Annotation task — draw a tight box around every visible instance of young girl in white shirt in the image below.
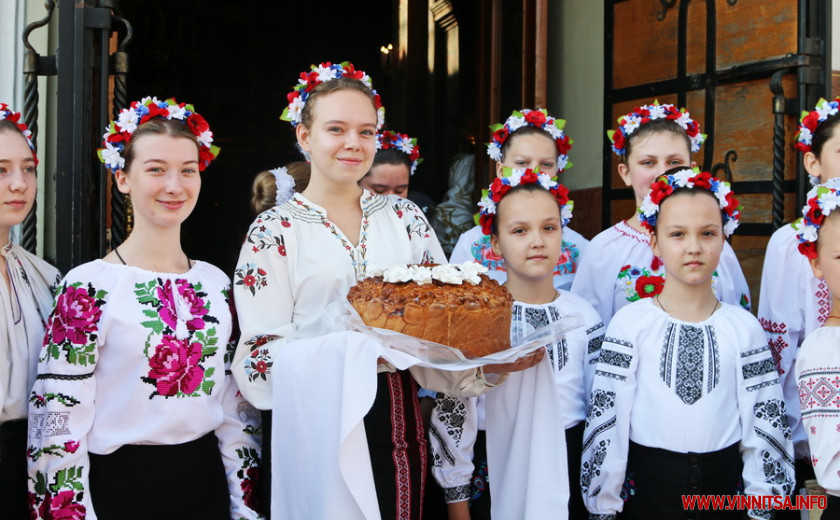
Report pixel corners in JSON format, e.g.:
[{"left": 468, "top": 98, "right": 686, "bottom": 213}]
[
  {"left": 571, "top": 102, "right": 750, "bottom": 324},
  {"left": 430, "top": 167, "right": 604, "bottom": 520},
  {"left": 759, "top": 98, "right": 840, "bottom": 507},
  {"left": 449, "top": 109, "right": 589, "bottom": 291},
  {"left": 0, "top": 104, "right": 60, "bottom": 520},
  {"left": 794, "top": 183, "right": 840, "bottom": 519},
  {"left": 27, "top": 97, "right": 263, "bottom": 520},
  {"left": 583, "top": 167, "right": 794, "bottom": 520},
  {"left": 231, "top": 62, "right": 535, "bottom": 520}
]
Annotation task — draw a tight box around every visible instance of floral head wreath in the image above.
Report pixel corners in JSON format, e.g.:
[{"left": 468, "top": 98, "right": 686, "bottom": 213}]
[
  {"left": 270, "top": 167, "right": 296, "bottom": 206},
  {"left": 792, "top": 178, "right": 840, "bottom": 259},
  {"left": 280, "top": 61, "right": 385, "bottom": 131},
  {"left": 794, "top": 97, "right": 840, "bottom": 185},
  {"left": 607, "top": 100, "right": 706, "bottom": 157},
  {"left": 477, "top": 166, "right": 573, "bottom": 235},
  {"left": 377, "top": 130, "right": 422, "bottom": 175},
  {"left": 639, "top": 167, "right": 741, "bottom": 237},
  {"left": 98, "top": 97, "right": 219, "bottom": 174},
  {"left": 486, "top": 109, "right": 573, "bottom": 173},
  {"left": 0, "top": 103, "right": 38, "bottom": 166}
]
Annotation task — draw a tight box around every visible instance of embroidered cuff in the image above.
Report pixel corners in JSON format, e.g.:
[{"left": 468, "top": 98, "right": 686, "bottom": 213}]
[
  {"left": 588, "top": 514, "right": 616, "bottom": 520},
  {"left": 443, "top": 484, "right": 472, "bottom": 504}
]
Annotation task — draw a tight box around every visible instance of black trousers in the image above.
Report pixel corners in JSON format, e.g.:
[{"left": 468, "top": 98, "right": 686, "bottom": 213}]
[
  {"left": 89, "top": 432, "right": 230, "bottom": 520},
  {"left": 619, "top": 441, "right": 743, "bottom": 520}
]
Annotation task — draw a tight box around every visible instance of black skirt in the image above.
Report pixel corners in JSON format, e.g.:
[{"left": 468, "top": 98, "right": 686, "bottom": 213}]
[
  {"left": 619, "top": 441, "right": 743, "bottom": 520},
  {"left": 0, "top": 419, "right": 29, "bottom": 520},
  {"left": 364, "top": 370, "right": 427, "bottom": 520},
  {"left": 824, "top": 494, "right": 840, "bottom": 520},
  {"left": 88, "top": 432, "right": 230, "bottom": 520}
]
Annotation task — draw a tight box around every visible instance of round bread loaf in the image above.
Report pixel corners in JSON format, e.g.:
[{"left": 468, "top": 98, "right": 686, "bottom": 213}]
[{"left": 347, "top": 264, "right": 512, "bottom": 358}]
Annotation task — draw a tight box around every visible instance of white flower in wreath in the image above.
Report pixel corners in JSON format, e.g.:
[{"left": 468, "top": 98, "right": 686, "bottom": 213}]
[
  {"left": 287, "top": 95, "right": 306, "bottom": 125},
  {"left": 101, "top": 142, "right": 125, "bottom": 170},
  {"left": 648, "top": 104, "right": 667, "bottom": 119},
  {"left": 800, "top": 224, "right": 818, "bottom": 243},
  {"left": 545, "top": 122, "right": 563, "bottom": 139},
  {"left": 623, "top": 114, "right": 642, "bottom": 134},
  {"left": 487, "top": 144, "right": 502, "bottom": 162},
  {"left": 556, "top": 155, "right": 569, "bottom": 172},
  {"left": 640, "top": 197, "right": 657, "bottom": 219},
  {"left": 167, "top": 104, "right": 187, "bottom": 120},
  {"left": 315, "top": 64, "right": 338, "bottom": 82},
  {"left": 537, "top": 174, "right": 553, "bottom": 190},
  {"left": 823, "top": 177, "right": 840, "bottom": 190},
  {"left": 116, "top": 108, "right": 139, "bottom": 133},
  {"left": 690, "top": 133, "right": 705, "bottom": 151},
  {"left": 397, "top": 140, "right": 413, "bottom": 154},
  {"left": 478, "top": 196, "right": 496, "bottom": 215},
  {"left": 138, "top": 96, "right": 161, "bottom": 106},
  {"left": 798, "top": 127, "right": 813, "bottom": 146},
  {"left": 672, "top": 169, "right": 694, "bottom": 188},
  {"left": 359, "top": 73, "right": 373, "bottom": 89},
  {"left": 816, "top": 101, "right": 838, "bottom": 120},
  {"left": 507, "top": 169, "right": 524, "bottom": 187},
  {"left": 723, "top": 218, "right": 740, "bottom": 237},
  {"left": 561, "top": 203, "right": 573, "bottom": 224},
  {"left": 506, "top": 115, "right": 527, "bottom": 133},
  {"left": 197, "top": 130, "right": 214, "bottom": 148},
  {"left": 675, "top": 112, "right": 692, "bottom": 130},
  {"left": 715, "top": 182, "right": 732, "bottom": 209},
  {"left": 818, "top": 191, "right": 840, "bottom": 214}
]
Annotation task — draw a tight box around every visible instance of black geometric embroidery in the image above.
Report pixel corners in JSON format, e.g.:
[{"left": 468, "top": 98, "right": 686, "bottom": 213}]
[
  {"left": 581, "top": 439, "right": 610, "bottom": 497},
  {"left": 583, "top": 416, "right": 616, "bottom": 451},
  {"left": 525, "top": 307, "right": 550, "bottom": 330},
  {"left": 588, "top": 389, "right": 616, "bottom": 419},
  {"left": 753, "top": 399, "right": 791, "bottom": 438},
  {"left": 747, "top": 379, "right": 780, "bottom": 392},
  {"left": 761, "top": 450, "right": 793, "bottom": 497},
  {"left": 443, "top": 484, "right": 471, "bottom": 502},
  {"left": 741, "top": 345, "right": 771, "bottom": 358},
  {"left": 659, "top": 322, "right": 678, "bottom": 386},
  {"left": 603, "top": 336, "right": 633, "bottom": 349},
  {"left": 588, "top": 334, "right": 605, "bottom": 355},
  {"left": 674, "top": 325, "right": 705, "bottom": 404},
  {"left": 434, "top": 395, "right": 467, "bottom": 444},
  {"left": 595, "top": 370, "right": 626, "bottom": 382},
  {"left": 428, "top": 426, "right": 455, "bottom": 466},
  {"left": 754, "top": 427, "right": 794, "bottom": 466},
  {"left": 586, "top": 322, "right": 605, "bottom": 335},
  {"left": 742, "top": 358, "right": 777, "bottom": 380},
  {"left": 598, "top": 349, "right": 631, "bottom": 369},
  {"left": 706, "top": 326, "right": 720, "bottom": 393},
  {"left": 546, "top": 338, "right": 568, "bottom": 372}
]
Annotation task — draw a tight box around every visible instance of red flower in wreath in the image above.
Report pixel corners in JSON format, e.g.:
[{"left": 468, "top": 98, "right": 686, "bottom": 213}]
[
  {"left": 493, "top": 126, "right": 510, "bottom": 144},
  {"left": 524, "top": 110, "right": 547, "bottom": 126},
  {"left": 611, "top": 130, "right": 625, "bottom": 151},
  {"left": 648, "top": 179, "right": 674, "bottom": 205},
  {"left": 635, "top": 275, "right": 665, "bottom": 298},
  {"left": 798, "top": 240, "right": 818, "bottom": 260},
  {"left": 690, "top": 171, "right": 713, "bottom": 189},
  {"left": 805, "top": 197, "right": 825, "bottom": 226}
]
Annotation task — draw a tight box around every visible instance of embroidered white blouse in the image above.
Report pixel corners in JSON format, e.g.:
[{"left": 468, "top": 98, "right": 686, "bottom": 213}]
[
  {"left": 582, "top": 299, "right": 795, "bottom": 520},
  {"left": 795, "top": 326, "right": 840, "bottom": 498},
  {"left": 758, "top": 223, "right": 829, "bottom": 459},
  {"left": 26, "top": 260, "right": 263, "bottom": 520},
  {"left": 429, "top": 290, "right": 605, "bottom": 502},
  {"left": 231, "top": 191, "right": 493, "bottom": 411},
  {"left": 570, "top": 220, "right": 752, "bottom": 325},
  {"left": 0, "top": 242, "right": 60, "bottom": 424},
  {"left": 448, "top": 224, "right": 589, "bottom": 291}
]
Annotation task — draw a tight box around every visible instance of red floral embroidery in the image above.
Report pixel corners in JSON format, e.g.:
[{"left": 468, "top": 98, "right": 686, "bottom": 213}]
[
  {"left": 146, "top": 335, "right": 205, "bottom": 396},
  {"left": 635, "top": 275, "right": 665, "bottom": 298}
]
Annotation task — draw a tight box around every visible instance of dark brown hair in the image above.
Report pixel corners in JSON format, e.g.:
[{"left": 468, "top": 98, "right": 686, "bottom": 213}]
[{"left": 623, "top": 118, "right": 691, "bottom": 160}]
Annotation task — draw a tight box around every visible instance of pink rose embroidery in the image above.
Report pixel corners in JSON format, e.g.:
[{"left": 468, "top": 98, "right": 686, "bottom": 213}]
[
  {"left": 156, "top": 279, "right": 208, "bottom": 332},
  {"left": 147, "top": 335, "right": 205, "bottom": 396},
  {"left": 38, "top": 490, "right": 86, "bottom": 520},
  {"left": 47, "top": 285, "right": 102, "bottom": 346}
]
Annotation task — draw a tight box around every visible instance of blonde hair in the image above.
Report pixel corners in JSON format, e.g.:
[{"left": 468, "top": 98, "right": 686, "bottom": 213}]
[{"left": 250, "top": 161, "right": 311, "bottom": 214}]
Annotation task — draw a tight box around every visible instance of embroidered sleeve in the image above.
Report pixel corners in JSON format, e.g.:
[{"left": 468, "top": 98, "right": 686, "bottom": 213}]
[
  {"left": 231, "top": 213, "right": 297, "bottom": 410},
  {"left": 28, "top": 278, "right": 107, "bottom": 519},
  {"left": 583, "top": 318, "right": 607, "bottom": 402},
  {"left": 393, "top": 198, "right": 447, "bottom": 264},
  {"left": 718, "top": 240, "right": 752, "bottom": 311},
  {"left": 796, "top": 359, "right": 840, "bottom": 496},
  {"left": 736, "top": 323, "right": 795, "bottom": 519},
  {"left": 217, "top": 287, "right": 265, "bottom": 519},
  {"left": 581, "top": 321, "right": 637, "bottom": 517},
  {"left": 428, "top": 394, "right": 480, "bottom": 503}
]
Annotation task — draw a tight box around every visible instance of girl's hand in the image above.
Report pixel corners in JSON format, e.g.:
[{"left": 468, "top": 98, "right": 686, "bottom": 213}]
[{"left": 482, "top": 348, "right": 545, "bottom": 374}]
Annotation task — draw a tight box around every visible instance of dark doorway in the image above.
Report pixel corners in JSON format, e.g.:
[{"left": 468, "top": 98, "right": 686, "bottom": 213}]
[{"left": 118, "top": 0, "right": 391, "bottom": 273}]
